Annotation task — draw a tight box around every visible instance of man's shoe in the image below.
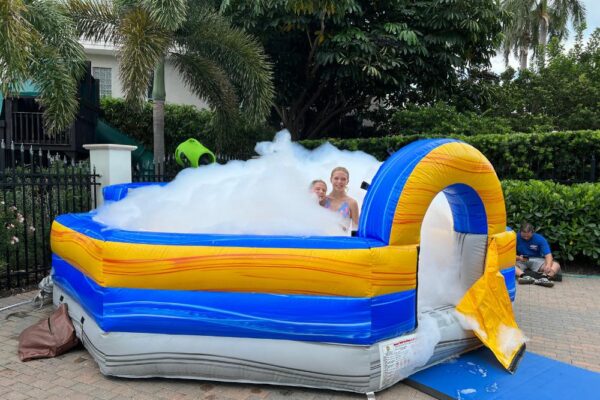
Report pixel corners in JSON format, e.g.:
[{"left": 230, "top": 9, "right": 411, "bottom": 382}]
[
  {"left": 534, "top": 277, "right": 554, "bottom": 288},
  {"left": 549, "top": 273, "right": 562, "bottom": 282},
  {"left": 518, "top": 275, "right": 535, "bottom": 284}
]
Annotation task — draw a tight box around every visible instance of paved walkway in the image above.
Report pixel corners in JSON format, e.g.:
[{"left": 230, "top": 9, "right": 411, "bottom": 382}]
[{"left": 1, "top": 274, "right": 599, "bottom": 400}]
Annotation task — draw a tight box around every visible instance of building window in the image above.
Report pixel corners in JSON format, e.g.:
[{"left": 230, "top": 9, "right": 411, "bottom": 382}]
[{"left": 92, "top": 67, "right": 112, "bottom": 98}]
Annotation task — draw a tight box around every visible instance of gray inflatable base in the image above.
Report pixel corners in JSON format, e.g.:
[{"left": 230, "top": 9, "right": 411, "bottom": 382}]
[{"left": 54, "top": 284, "right": 481, "bottom": 393}]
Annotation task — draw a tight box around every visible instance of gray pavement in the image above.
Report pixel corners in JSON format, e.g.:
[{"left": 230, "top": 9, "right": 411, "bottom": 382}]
[{"left": 1, "top": 274, "right": 599, "bottom": 400}]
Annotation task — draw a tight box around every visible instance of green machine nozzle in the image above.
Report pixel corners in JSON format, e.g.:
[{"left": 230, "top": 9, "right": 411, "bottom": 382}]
[{"left": 175, "top": 138, "right": 216, "bottom": 168}]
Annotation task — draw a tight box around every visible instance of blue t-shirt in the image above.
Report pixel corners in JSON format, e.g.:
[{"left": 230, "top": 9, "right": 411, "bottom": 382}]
[{"left": 517, "top": 233, "right": 551, "bottom": 258}]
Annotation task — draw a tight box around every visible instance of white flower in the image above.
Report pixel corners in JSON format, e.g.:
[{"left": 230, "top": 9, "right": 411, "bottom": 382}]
[
  {"left": 17, "top": 214, "right": 24, "bottom": 223},
  {"left": 9, "top": 206, "right": 17, "bottom": 211},
  {"left": 8, "top": 223, "right": 15, "bottom": 229},
  {"left": 29, "top": 226, "right": 36, "bottom": 232},
  {"left": 10, "top": 236, "right": 19, "bottom": 245}
]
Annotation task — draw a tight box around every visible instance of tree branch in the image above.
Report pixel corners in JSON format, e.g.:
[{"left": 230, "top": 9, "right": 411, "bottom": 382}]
[{"left": 305, "top": 101, "right": 359, "bottom": 139}]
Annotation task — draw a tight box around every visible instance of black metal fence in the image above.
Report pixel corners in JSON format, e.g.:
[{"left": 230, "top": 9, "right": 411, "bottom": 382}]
[
  {"left": 0, "top": 143, "right": 99, "bottom": 294},
  {"left": 10, "top": 111, "right": 73, "bottom": 146},
  {"left": 132, "top": 152, "right": 256, "bottom": 183}
]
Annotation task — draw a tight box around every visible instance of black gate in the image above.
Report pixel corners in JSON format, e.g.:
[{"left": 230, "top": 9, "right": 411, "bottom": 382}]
[{"left": 0, "top": 144, "right": 99, "bottom": 294}]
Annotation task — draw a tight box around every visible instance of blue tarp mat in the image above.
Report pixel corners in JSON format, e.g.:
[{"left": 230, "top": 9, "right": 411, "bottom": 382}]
[{"left": 406, "top": 347, "right": 600, "bottom": 400}]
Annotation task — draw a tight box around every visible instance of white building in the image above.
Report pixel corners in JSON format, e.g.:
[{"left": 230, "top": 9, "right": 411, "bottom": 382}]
[{"left": 82, "top": 40, "right": 207, "bottom": 108}]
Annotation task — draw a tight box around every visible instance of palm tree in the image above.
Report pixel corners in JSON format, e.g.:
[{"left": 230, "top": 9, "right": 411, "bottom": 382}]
[
  {"left": 501, "top": 0, "right": 585, "bottom": 70},
  {"left": 1, "top": 0, "right": 85, "bottom": 134},
  {"left": 67, "top": 0, "right": 274, "bottom": 159},
  {"left": 502, "top": 0, "right": 535, "bottom": 71}
]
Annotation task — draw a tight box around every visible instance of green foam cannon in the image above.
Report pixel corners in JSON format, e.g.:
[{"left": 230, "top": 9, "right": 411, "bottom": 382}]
[{"left": 175, "top": 138, "right": 216, "bottom": 168}]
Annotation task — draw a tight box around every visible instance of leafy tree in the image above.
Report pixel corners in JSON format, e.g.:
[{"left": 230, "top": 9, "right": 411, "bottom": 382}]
[
  {"left": 67, "top": 0, "right": 274, "bottom": 156},
  {"left": 375, "top": 102, "right": 513, "bottom": 136},
  {"left": 0, "top": 0, "right": 86, "bottom": 134},
  {"left": 490, "top": 27, "right": 600, "bottom": 131},
  {"left": 224, "top": 0, "right": 507, "bottom": 140},
  {"left": 501, "top": 0, "right": 585, "bottom": 70}
]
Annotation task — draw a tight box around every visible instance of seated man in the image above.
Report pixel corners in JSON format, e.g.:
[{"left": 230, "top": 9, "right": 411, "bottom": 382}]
[{"left": 515, "top": 222, "right": 561, "bottom": 288}]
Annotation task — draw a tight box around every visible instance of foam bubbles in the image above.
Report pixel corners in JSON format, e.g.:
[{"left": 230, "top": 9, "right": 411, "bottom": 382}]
[
  {"left": 93, "top": 130, "right": 381, "bottom": 236},
  {"left": 418, "top": 193, "right": 463, "bottom": 310}
]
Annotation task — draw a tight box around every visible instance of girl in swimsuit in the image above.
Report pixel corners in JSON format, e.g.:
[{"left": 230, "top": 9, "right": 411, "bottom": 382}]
[{"left": 324, "top": 167, "right": 359, "bottom": 231}]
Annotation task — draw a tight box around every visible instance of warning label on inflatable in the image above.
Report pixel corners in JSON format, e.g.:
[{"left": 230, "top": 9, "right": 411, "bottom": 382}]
[{"left": 379, "top": 334, "right": 417, "bottom": 388}]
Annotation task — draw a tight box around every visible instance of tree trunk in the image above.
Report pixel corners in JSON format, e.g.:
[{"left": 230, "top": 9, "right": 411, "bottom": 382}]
[
  {"left": 538, "top": 10, "right": 550, "bottom": 67},
  {"left": 519, "top": 46, "right": 528, "bottom": 71},
  {"left": 152, "top": 57, "right": 166, "bottom": 166}
]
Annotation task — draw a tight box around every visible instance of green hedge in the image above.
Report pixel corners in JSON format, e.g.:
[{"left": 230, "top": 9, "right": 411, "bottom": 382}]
[
  {"left": 372, "top": 102, "right": 553, "bottom": 136},
  {"left": 503, "top": 180, "right": 600, "bottom": 266},
  {"left": 100, "top": 98, "right": 214, "bottom": 155},
  {"left": 99, "top": 98, "right": 274, "bottom": 156},
  {"left": 301, "top": 131, "right": 600, "bottom": 182}
]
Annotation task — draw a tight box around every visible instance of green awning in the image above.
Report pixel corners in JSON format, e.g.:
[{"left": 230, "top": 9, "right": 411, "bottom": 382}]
[{"left": 0, "top": 81, "right": 40, "bottom": 111}]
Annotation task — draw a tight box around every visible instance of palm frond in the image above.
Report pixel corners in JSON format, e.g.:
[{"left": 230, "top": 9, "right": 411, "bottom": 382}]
[
  {"left": 141, "top": 0, "right": 187, "bottom": 31},
  {"left": 171, "top": 51, "right": 240, "bottom": 145},
  {"left": 171, "top": 53, "right": 240, "bottom": 151},
  {"left": 28, "top": 41, "right": 81, "bottom": 135},
  {"left": 66, "top": 0, "right": 119, "bottom": 43},
  {"left": 178, "top": 6, "right": 274, "bottom": 125},
  {"left": 27, "top": 0, "right": 86, "bottom": 80},
  {"left": 117, "top": 6, "right": 171, "bottom": 108},
  {"left": 553, "top": 0, "right": 586, "bottom": 27},
  {"left": 0, "top": 0, "right": 35, "bottom": 95},
  {"left": 1, "top": 0, "right": 85, "bottom": 134}
]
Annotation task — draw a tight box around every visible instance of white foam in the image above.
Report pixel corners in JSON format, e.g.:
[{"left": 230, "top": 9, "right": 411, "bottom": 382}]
[
  {"left": 93, "top": 130, "right": 380, "bottom": 236},
  {"left": 418, "top": 193, "right": 463, "bottom": 310},
  {"left": 498, "top": 324, "right": 527, "bottom": 358}
]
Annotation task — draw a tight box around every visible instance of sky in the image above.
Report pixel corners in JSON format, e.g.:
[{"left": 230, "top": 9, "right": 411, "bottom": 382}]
[{"left": 490, "top": 0, "right": 600, "bottom": 73}]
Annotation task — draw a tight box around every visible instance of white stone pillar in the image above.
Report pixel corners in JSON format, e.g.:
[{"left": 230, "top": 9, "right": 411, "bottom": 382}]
[{"left": 84, "top": 144, "right": 137, "bottom": 208}]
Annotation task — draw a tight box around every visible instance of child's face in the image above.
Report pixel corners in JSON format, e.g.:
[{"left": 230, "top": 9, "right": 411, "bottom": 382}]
[
  {"left": 311, "top": 182, "right": 327, "bottom": 202},
  {"left": 331, "top": 171, "right": 348, "bottom": 192}
]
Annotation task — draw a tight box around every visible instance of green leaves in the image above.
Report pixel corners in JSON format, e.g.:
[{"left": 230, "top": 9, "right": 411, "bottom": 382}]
[
  {"left": 178, "top": 6, "right": 274, "bottom": 127},
  {"left": 500, "top": 0, "right": 586, "bottom": 69},
  {"left": 0, "top": 0, "right": 34, "bottom": 96},
  {"left": 100, "top": 97, "right": 275, "bottom": 156},
  {"left": 224, "top": 0, "right": 506, "bottom": 139},
  {"left": 398, "top": 29, "right": 419, "bottom": 45},
  {"left": 140, "top": 0, "right": 187, "bottom": 30},
  {"left": 502, "top": 180, "right": 600, "bottom": 266},
  {"left": 117, "top": 6, "right": 171, "bottom": 108},
  {"left": 67, "top": 0, "right": 273, "bottom": 152},
  {"left": 66, "top": 0, "right": 119, "bottom": 43},
  {"left": 1, "top": 0, "right": 85, "bottom": 135},
  {"left": 300, "top": 130, "right": 600, "bottom": 185}
]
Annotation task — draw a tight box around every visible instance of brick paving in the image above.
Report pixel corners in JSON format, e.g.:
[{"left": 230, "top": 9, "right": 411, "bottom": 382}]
[{"left": 1, "top": 274, "right": 599, "bottom": 399}]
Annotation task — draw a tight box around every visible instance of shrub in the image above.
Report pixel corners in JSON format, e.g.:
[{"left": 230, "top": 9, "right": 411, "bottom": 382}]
[
  {"left": 301, "top": 131, "right": 600, "bottom": 182},
  {"left": 502, "top": 180, "right": 600, "bottom": 266},
  {"left": 0, "top": 161, "right": 93, "bottom": 289},
  {"left": 99, "top": 98, "right": 275, "bottom": 157},
  {"left": 0, "top": 201, "right": 35, "bottom": 271},
  {"left": 378, "top": 102, "right": 515, "bottom": 136}
]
